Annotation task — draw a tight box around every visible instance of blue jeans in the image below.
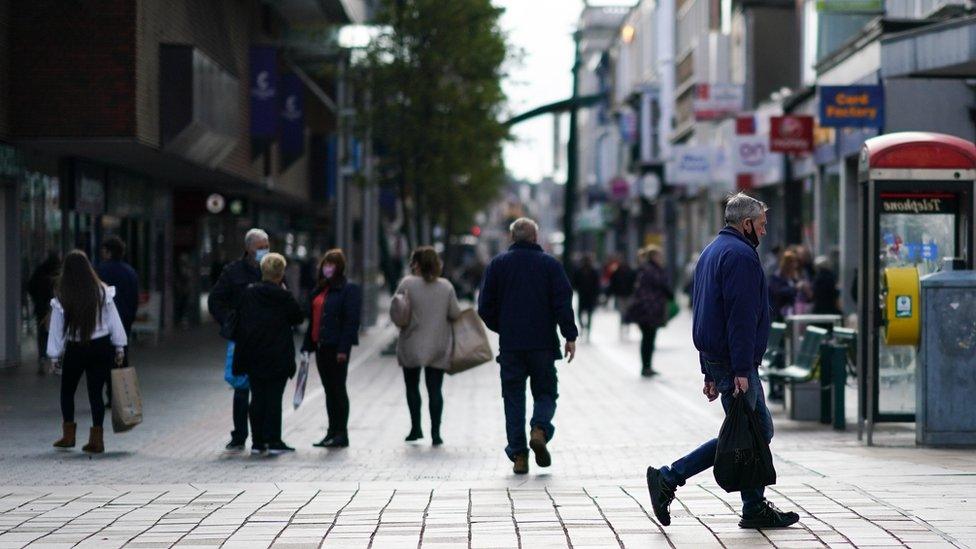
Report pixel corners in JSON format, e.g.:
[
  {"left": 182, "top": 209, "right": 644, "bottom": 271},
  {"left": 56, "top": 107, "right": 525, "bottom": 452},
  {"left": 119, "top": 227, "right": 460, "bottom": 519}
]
[
  {"left": 659, "top": 363, "right": 774, "bottom": 514},
  {"left": 499, "top": 350, "right": 558, "bottom": 461}
]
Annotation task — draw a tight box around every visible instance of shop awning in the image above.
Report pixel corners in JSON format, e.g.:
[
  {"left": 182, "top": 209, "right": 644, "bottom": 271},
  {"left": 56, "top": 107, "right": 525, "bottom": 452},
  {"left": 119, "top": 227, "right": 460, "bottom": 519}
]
[{"left": 881, "top": 15, "right": 976, "bottom": 78}]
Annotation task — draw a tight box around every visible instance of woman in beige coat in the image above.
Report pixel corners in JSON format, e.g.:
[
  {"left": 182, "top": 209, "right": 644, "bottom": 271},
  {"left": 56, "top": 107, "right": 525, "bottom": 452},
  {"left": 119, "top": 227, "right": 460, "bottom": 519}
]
[{"left": 394, "top": 247, "right": 461, "bottom": 445}]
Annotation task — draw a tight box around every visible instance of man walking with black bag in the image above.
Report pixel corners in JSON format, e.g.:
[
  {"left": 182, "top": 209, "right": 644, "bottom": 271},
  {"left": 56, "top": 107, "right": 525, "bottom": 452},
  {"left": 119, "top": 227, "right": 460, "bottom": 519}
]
[{"left": 645, "top": 193, "right": 799, "bottom": 529}]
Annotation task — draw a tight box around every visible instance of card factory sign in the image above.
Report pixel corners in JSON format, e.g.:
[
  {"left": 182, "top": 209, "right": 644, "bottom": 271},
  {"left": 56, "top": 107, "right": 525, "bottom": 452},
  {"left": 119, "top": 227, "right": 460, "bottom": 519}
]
[{"left": 819, "top": 85, "right": 884, "bottom": 128}]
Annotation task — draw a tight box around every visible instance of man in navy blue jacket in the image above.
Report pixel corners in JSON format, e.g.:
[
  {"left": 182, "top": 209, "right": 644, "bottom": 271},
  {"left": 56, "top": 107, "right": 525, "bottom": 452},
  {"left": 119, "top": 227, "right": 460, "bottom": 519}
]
[
  {"left": 478, "top": 218, "right": 578, "bottom": 475},
  {"left": 645, "top": 193, "right": 799, "bottom": 529},
  {"left": 97, "top": 236, "right": 139, "bottom": 407}
]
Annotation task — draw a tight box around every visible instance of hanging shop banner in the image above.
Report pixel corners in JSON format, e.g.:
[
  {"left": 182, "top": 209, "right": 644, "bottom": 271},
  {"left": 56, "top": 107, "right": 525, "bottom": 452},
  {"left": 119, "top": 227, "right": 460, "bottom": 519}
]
[
  {"left": 734, "top": 135, "right": 783, "bottom": 182},
  {"left": 694, "top": 84, "right": 744, "bottom": 121},
  {"left": 770, "top": 115, "right": 814, "bottom": 153},
  {"left": 819, "top": 85, "right": 884, "bottom": 128},
  {"left": 668, "top": 145, "right": 715, "bottom": 186},
  {"left": 280, "top": 73, "right": 305, "bottom": 157},
  {"left": 816, "top": 0, "right": 882, "bottom": 12},
  {"left": 250, "top": 46, "right": 279, "bottom": 138}
]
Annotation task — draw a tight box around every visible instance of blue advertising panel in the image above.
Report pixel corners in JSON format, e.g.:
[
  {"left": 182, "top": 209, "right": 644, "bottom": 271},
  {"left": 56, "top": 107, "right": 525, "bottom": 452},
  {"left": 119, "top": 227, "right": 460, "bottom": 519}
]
[
  {"left": 819, "top": 85, "right": 884, "bottom": 128},
  {"left": 280, "top": 73, "right": 305, "bottom": 157},
  {"left": 250, "top": 46, "right": 279, "bottom": 138}
]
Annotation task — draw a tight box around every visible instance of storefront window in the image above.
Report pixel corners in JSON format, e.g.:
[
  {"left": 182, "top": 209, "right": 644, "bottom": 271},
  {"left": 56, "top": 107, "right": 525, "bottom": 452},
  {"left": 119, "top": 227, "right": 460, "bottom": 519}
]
[{"left": 821, "top": 169, "right": 840, "bottom": 255}]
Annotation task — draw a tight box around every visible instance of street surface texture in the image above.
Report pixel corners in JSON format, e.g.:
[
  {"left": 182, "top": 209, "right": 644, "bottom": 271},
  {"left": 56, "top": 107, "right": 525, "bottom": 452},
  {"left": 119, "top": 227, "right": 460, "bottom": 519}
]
[{"left": 1, "top": 307, "right": 974, "bottom": 548}]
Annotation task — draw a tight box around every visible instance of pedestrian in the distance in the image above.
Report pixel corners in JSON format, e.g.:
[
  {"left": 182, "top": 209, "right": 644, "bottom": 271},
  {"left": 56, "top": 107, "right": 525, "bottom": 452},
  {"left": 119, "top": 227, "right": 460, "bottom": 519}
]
[
  {"left": 768, "top": 250, "right": 809, "bottom": 321},
  {"left": 232, "top": 253, "right": 305, "bottom": 456},
  {"left": 607, "top": 256, "right": 637, "bottom": 339},
  {"left": 303, "top": 249, "right": 361, "bottom": 448},
  {"left": 811, "top": 255, "right": 841, "bottom": 316},
  {"left": 48, "top": 250, "right": 127, "bottom": 454},
  {"left": 645, "top": 193, "right": 799, "bottom": 529},
  {"left": 478, "top": 218, "right": 578, "bottom": 475},
  {"left": 208, "top": 228, "right": 269, "bottom": 451},
  {"left": 96, "top": 236, "right": 139, "bottom": 406},
  {"left": 626, "top": 245, "right": 673, "bottom": 377},
  {"left": 572, "top": 254, "right": 600, "bottom": 339},
  {"left": 27, "top": 251, "right": 61, "bottom": 372},
  {"left": 393, "top": 246, "right": 462, "bottom": 446}
]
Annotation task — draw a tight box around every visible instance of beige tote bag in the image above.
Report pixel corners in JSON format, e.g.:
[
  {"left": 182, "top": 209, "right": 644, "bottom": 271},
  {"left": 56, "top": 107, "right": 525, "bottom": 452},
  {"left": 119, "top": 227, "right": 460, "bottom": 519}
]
[
  {"left": 449, "top": 309, "right": 493, "bottom": 374},
  {"left": 111, "top": 366, "right": 144, "bottom": 433}
]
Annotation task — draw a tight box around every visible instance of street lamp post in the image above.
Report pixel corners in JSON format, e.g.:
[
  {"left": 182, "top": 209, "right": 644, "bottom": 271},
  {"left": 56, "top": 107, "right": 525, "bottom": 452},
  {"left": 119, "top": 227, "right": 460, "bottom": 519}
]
[{"left": 563, "top": 29, "right": 582, "bottom": 268}]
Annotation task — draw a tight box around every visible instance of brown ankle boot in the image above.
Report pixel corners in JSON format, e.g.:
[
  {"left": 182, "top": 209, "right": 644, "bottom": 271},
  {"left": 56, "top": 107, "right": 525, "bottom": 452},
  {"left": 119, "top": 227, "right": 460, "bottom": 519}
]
[
  {"left": 53, "top": 422, "right": 76, "bottom": 448},
  {"left": 513, "top": 453, "right": 529, "bottom": 475},
  {"left": 529, "top": 427, "right": 551, "bottom": 467},
  {"left": 82, "top": 426, "right": 104, "bottom": 454}
]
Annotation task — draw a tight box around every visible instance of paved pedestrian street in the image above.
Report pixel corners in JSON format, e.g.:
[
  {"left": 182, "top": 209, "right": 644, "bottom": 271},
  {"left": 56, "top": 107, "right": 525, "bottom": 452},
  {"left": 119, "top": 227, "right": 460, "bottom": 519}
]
[{"left": 1, "top": 310, "right": 974, "bottom": 548}]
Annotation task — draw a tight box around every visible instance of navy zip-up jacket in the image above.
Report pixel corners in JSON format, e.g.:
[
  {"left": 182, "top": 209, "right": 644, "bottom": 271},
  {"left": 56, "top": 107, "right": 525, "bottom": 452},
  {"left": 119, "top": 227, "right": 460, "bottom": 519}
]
[
  {"left": 692, "top": 227, "right": 771, "bottom": 378},
  {"left": 301, "top": 279, "right": 362, "bottom": 355},
  {"left": 478, "top": 241, "right": 579, "bottom": 359}
]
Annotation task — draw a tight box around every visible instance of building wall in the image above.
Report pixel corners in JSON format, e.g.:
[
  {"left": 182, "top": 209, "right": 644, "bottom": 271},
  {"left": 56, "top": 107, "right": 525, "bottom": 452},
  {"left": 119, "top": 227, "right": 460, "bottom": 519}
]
[
  {"left": 746, "top": 7, "right": 798, "bottom": 108},
  {"left": 135, "top": 0, "right": 259, "bottom": 186},
  {"left": 0, "top": 0, "right": 10, "bottom": 139},
  {"left": 885, "top": 79, "right": 976, "bottom": 141},
  {"left": 9, "top": 0, "right": 137, "bottom": 138}
]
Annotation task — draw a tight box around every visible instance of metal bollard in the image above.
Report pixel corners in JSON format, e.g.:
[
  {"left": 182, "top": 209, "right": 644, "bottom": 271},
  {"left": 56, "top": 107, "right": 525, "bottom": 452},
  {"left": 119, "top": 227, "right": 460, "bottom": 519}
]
[{"left": 818, "top": 343, "right": 848, "bottom": 429}]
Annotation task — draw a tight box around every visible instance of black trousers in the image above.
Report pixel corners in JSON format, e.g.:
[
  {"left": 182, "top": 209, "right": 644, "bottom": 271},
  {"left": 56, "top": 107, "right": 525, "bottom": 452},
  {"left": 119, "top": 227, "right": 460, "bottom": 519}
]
[
  {"left": 61, "top": 336, "right": 113, "bottom": 427},
  {"left": 402, "top": 367, "right": 445, "bottom": 435},
  {"left": 231, "top": 388, "right": 250, "bottom": 442},
  {"left": 248, "top": 376, "right": 287, "bottom": 447},
  {"left": 639, "top": 324, "right": 659, "bottom": 370},
  {"left": 316, "top": 346, "right": 350, "bottom": 436}
]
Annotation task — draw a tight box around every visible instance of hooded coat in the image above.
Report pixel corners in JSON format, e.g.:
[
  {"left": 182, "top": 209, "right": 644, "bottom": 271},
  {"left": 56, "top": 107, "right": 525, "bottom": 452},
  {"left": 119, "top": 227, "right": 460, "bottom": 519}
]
[{"left": 232, "top": 281, "right": 305, "bottom": 379}]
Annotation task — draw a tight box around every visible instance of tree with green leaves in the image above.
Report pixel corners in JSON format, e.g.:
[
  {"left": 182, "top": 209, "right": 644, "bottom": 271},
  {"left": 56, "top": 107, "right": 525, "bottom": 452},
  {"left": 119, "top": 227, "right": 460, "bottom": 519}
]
[{"left": 360, "top": 0, "right": 509, "bottom": 246}]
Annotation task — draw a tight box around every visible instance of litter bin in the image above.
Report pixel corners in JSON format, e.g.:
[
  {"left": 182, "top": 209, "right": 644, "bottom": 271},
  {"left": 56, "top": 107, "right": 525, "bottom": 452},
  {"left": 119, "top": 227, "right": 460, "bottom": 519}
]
[{"left": 917, "top": 269, "right": 976, "bottom": 446}]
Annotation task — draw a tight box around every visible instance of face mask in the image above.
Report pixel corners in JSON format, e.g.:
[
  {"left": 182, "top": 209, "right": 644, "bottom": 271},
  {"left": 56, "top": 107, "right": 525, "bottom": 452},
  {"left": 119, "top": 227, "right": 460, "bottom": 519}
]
[
  {"left": 744, "top": 221, "right": 760, "bottom": 248},
  {"left": 322, "top": 265, "right": 336, "bottom": 279},
  {"left": 255, "top": 248, "right": 270, "bottom": 262}
]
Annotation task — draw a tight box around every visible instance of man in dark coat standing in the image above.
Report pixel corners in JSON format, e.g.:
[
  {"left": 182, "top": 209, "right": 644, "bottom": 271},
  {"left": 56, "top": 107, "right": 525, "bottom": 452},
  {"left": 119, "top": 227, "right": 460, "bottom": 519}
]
[
  {"left": 645, "top": 193, "right": 799, "bottom": 529},
  {"left": 208, "top": 228, "right": 269, "bottom": 451},
  {"left": 97, "top": 237, "right": 139, "bottom": 405},
  {"left": 478, "top": 218, "right": 578, "bottom": 475}
]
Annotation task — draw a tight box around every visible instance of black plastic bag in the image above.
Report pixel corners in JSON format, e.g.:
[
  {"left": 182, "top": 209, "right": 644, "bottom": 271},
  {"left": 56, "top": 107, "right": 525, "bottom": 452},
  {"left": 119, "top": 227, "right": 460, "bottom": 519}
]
[{"left": 713, "top": 394, "right": 776, "bottom": 492}]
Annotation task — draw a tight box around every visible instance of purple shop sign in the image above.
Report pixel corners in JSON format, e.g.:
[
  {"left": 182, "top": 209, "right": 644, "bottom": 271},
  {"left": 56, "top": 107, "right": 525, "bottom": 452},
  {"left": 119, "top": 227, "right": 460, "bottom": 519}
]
[
  {"left": 280, "top": 73, "right": 305, "bottom": 157},
  {"left": 250, "top": 46, "right": 279, "bottom": 138}
]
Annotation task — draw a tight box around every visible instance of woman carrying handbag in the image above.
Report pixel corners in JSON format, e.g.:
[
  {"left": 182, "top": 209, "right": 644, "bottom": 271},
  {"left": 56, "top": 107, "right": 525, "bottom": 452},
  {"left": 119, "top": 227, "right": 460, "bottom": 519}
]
[
  {"left": 48, "top": 250, "right": 127, "bottom": 454},
  {"left": 302, "top": 249, "right": 361, "bottom": 448},
  {"left": 392, "top": 247, "right": 462, "bottom": 445}
]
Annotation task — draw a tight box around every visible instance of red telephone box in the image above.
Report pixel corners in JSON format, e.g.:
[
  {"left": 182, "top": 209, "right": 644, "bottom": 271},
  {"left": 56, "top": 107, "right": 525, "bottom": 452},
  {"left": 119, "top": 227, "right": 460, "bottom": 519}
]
[{"left": 858, "top": 132, "right": 976, "bottom": 444}]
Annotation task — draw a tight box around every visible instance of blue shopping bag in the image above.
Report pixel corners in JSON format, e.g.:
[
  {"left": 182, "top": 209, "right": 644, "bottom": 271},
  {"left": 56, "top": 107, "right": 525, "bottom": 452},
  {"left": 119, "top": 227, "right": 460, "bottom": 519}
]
[{"left": 223, "top": 341, "right": 250, "bottom": 390}]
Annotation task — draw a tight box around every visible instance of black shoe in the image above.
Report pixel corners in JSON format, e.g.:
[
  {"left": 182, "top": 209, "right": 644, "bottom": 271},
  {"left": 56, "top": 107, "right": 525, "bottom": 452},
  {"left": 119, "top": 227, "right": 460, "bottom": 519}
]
[
  {"left": 312, "top": 434, "right": 334, "bottom": 447},
  {"left": 250, "top": 444, "right": 269, "bottom": 456},
  {"left": 317, "top": 434, "right": 349, "bottom": 448},
  {"left": 225, "top": 439, "right": 246, "bottom": 451},
  {"left": 405, "top": 429, "right": 423, "bottom": 442},
  {"left": 268, "top": 441, "right": 295, "bottom": 454},
  {"left": 641, "top": 367, "right": 652, "bottom": 377},
  {"left": 646, "top": 466, "right": 676, "bottom": 527},
  {"left": 431, "top": 434, "right": 443, "bottom": 446},
  {"left": 738, "top": 500, "right": 800, "bottom": 529}
]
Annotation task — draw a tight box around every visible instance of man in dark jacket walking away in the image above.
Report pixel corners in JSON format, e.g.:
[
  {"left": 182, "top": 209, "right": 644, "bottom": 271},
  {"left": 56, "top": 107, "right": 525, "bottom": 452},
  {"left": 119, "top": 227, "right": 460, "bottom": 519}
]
[
  {"left": 208, "top": 228, "right": 269, "bottom": 451},
  {"left": 478, "top": 218, "right": 578, "bottom": 475},
  {"left": 97, "top": 237, "right": 140, "bottom": 406},
  {"left": 27, "top": 251, "right": 61, "bottom": 372},
  {"left": 645, "top": 193, "right": 799, "bottom": 529},
  {"left": 233, "top": 253, "right": 305, "bottom": 456}
]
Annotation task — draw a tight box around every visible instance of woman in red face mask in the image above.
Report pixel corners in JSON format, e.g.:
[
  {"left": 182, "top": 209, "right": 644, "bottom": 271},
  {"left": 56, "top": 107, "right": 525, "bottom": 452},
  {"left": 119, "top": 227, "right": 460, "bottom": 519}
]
[{"left": 301, "top": 249, "right": 362, "bottom": 448}]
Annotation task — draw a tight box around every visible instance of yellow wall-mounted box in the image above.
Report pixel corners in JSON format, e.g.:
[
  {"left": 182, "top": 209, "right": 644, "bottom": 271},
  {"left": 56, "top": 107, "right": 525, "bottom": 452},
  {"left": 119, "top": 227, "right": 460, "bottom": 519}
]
[{"left": 883, "top": 266, "right": 920, "bottom": 346}]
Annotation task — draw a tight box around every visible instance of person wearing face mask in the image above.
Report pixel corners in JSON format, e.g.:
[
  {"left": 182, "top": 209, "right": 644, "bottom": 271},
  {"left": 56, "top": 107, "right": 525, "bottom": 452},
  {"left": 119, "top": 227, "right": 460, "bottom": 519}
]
[
  {"left": 645, "top": 192, "right": 799, "bottom": 530},
  {"left": 302, "top": 249, "right": 362, "bottom": 448},
  {"left": 208, "top": 228, "right": 270, "bottom": 451}
]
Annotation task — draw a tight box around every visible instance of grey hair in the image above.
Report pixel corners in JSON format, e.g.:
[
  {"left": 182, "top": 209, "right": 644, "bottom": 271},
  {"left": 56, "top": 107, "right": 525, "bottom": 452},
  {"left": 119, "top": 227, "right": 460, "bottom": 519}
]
[
  {"left": 724, "top": 192, "right": 768, "bottom": 225},
  {"left": 509, "top": 217, "right": 539, "bottom": 243},
  {"left": 244, "top": 228, "right": 269, "bottom": 250}
]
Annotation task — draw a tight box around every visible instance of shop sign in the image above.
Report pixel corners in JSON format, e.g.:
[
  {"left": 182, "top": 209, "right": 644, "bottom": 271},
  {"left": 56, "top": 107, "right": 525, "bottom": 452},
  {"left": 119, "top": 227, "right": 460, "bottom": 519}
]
[
  {"left": 280, "top": 73, "right": 305, "bottom": 157},
  {"left": 819, "top": 85, "right": 884, "bottom": 128},
  {"left": 0, "top": 144, "right": 24, "bottom": 179},
  {"left": 206, "top": 193, "right": 226, "bottom": 214},
  {"left": 250, "top": 46, "right": 279, "bottom": 138},
  {"left": 668, "top": 145, "right": 715, "bottom": 186},
  {"left": 879, "top": 192, "right": 957, "bottom": 215},
  {"left": 816, "top": 0, "right": 882, "bottom": 12},
  {"left": 74, "top": 163, "right": 106, "bottom": 215},
  {"left": 769, "top": 115, "right": 814, "bottom": 153},
  {"left": 694, "top": 84, "right": 744, "bottom": 121}
]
